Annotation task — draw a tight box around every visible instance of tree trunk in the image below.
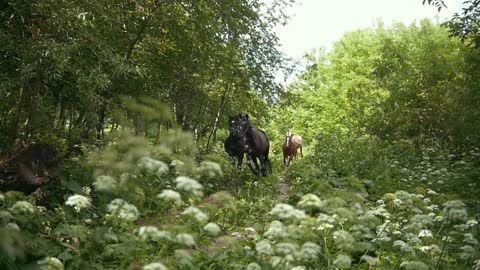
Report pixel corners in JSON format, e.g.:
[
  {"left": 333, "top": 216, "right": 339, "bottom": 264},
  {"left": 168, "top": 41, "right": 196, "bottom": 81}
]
[{"left": 206, "top": 85, "right": 229, "bottom": 151}]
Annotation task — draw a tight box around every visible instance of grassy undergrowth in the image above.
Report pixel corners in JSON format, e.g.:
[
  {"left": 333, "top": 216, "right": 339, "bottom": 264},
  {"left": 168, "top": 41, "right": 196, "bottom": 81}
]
[{"left": 0, "top": 131, "right": 479, "bottom": 270}]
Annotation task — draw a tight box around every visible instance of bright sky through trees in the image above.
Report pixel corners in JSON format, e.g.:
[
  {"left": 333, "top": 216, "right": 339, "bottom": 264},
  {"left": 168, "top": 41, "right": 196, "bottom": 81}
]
[{"left": 273, "top": 0, "right": 464, "bottom": 79}]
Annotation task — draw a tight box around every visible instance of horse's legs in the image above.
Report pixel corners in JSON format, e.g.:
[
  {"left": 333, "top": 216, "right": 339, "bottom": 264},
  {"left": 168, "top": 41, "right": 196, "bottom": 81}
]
[
  {"left": 260, "top": 155, "right": 269, "bottom": 176},
  {"left": 283, "top": 152, "right": 288, "bottom": 166},
  {"left": 300, "top": 146, "right": 303, "bottom": 158},
  {"left": 249, "top": 155, "right": 260, "bottom": 175},
  {"left": 237, "top": 153, "right": 244, "bottom": 170}
]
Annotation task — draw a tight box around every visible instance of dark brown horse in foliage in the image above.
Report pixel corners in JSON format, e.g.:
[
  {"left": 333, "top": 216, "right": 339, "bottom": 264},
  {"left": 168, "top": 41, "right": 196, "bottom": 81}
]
[
  {"left": 224, "top": 114, "right": 272, "bottom": 176},
  {"left": 282, "top": 129, "right": 303, "bottom": 167}
]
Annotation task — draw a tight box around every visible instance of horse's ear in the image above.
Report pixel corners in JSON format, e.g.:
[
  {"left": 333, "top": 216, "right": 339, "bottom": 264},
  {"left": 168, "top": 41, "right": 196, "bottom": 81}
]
[
  {"left": 238, "top": 113, "right": 242, "bottom": 118},
  {"left": 245, "top": 114, "right": 249, "bottom": 120}
]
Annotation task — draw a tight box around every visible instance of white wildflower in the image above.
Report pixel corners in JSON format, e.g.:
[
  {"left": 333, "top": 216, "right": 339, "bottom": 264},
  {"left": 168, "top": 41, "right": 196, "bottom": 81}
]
[
  {"left": 464, "top": 233, "right": 479, "bottom": 245},
  {"left": 245, "top": 227, "right": 256, "bottom": 234},
  {"left": 93, "top": 175, "right": 118, "bottom": 191},
  {"left": 203, "top": 222, "right": 221, "bottom": 236},
  {"left": 466, "top": 219, "right": 478, "bottom": 227},
  {"left": 256, "top": 240, "right": 273, "bottom": 255},
  {"left": 137, "top": 156, "right": 169, "bottom": 175},
  {"left": 175, "top": 176, "right": 203, "bottom": 197},
  {"left": 81, "top": 186, "right": 91, "bottom": 196},
  {"left": 270, "top": 203, "right": 306, "bottom": 220},
  {"left": 0, "top": 193, "right": 4, "bottom": 201},
  {"left": 7, "top": 222, "right": 20, "bottom": 231},
  {"left": 297, "top": 194, "right": 323, "bottom": 210},
  {"left": 264, "top": 220, "right": 287, "bottom": 239},
  {"left": 65, "top": 194, "right": 91, "bottom": 212},
  {"left": 9, "top": 201, "right": 35, "bottom": 215},
  {"left": 143, "top": 262, "right": 168, "bottom": 270},
  {"left": 290, "top": 267, "right": 306, "bottom": 270},
  {"left": 107, "top": 199, "right": 139, "bottom": 221},
  {"left": 37, "top": 257, "right": 64, "bottom": 270},
  {"left": 333, "top": 230, "right": 355, "bottom": 251},
  {"left": 182, "top": 206, "right": 208, "bottom": 224},
  {"left": 0, "top": 210, "right": 13, "bottom": 223},
  {"left": 361, "top": 255, "right": 378, "bottom": 266},
  {"left": 400, "top": 261, "right": 429, "bottom": 270},
  {"left": 300, "top": 242, "right": 321, "bottom": 260},
  {"left": 427, "top": 189, "right": 438, "bottom": 195},
  {"left": 246, "top": 262, "right": 261, "bottom": 270},
  {"left": 393, "top": 240, "right": 415, "bottom": 254},
  {"left": 275, "top": 242, "right": 299, "bottom": 257},
  {"left": 170, "top": 160, "right": 185, "bottom": 173},
  {"left": 460, "top": 245, "right": 476, "bottom": 260},
  {"left": 157, "top": 189, "right": 182, "bottom": 206},
  {"left": 176, "top": 233, "right": 195, "bottom": 246},
  {"left": 199, "top": 161, "right": 223, "bottom": 177},
  {"left": 418, "top": 229, "right": 433, "bottom": 238},
  {"left": 317, "top": 213, "right": 337, "bottom": 224},
  {"left": 138, "top": 226, "right": 172, "bottom": 242},
  {"left": 333, "top": 254, "right": 351, "bottom": 269}
]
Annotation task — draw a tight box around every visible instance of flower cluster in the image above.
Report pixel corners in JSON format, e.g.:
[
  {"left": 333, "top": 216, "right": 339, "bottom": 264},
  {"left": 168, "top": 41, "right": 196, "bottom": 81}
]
[
  {"left": 93, "top": 175, "right": 118, "bottom": 192},
  {"left": 107, "top": 198, "right": 139, "bottom": 221},
  {"left": 137, "top": 156, "right": 169, "bottom": 175},
  {"left": 9, "top": 201, "right": 35, "bottom": 215},
  {"left": 157, "top": 189, "right": 182, "bottom": 206},
  {"left": 175, "top": 176, "right": 203, "bottom": 197},
  {"left": 65, "top": 194, "right": 92, "bottom": 212},
  {"left": 199, "top": 161, "right": 223, "bottom": 177},
  {"left": 270, "top": 203, "right": 306, "bottom": 220},
  {"left": 182, "top": 206, "right": 209, "bottom": 224}
]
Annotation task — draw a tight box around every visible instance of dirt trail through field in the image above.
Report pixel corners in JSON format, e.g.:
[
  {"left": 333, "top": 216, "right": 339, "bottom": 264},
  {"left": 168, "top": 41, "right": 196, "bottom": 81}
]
[{"left": 276, "top": 174, "right": 289, "bottom": 202}]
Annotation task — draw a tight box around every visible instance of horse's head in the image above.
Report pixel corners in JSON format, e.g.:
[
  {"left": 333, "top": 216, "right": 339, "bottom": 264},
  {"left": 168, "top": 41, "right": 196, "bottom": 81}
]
[
  {"left": 285, "top": 129, "right": 293, "bottom": 147},
  {"left": 229, "top": 113, "right": 250, "bottom": 137}
]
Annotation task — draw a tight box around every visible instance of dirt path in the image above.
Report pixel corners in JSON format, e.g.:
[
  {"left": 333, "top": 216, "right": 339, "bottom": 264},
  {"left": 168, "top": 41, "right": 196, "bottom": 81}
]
[{"left": 276, "top": 175, "right": 289, "bottom": 202}]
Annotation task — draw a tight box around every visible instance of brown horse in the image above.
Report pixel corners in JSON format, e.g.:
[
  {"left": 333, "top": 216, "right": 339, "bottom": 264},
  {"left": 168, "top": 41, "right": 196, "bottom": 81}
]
[{"left": 282, "top": 129, "right": 303, "bottom": 167}]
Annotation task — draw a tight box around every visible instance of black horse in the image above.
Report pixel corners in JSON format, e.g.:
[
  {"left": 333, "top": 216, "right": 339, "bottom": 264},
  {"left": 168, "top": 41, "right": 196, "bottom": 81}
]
[
  {"left": 224, "top": 114, "right": 251, "bottom": 170},
  {"left": 224, "top": 114, "right": 272, "bottom": 176}
]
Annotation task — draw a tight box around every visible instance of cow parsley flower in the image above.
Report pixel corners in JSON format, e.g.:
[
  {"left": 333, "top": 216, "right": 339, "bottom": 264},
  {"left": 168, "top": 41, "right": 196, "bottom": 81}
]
[
  {"left": 65, "top": 194, "right": 91, "bottom": 212},
  {"left": 138, "top": 226, "right": 172, "bottom": 242},
  {"left": 418, "top": 229, "right": 433, "bottom": 238},
  {"left": 393, "top": 240, "right": 415, "bottom": 254},
  {"left": 143, "top": 262, "right": 168, "bottom": 270},
  {"left": 333, "top": 231, "right": 355, "bottom": 251},
  {"left": 137, "top": 156, "right": 169, "bottom": 175},
  {"left": 297, "top": 193, "right": 323, "bottom": 210},
  {"left": 176, "top": 233, "right": 195, "bottom": 246},
  {"left": 246, "top": 262, "right": 261, "bottom": 270},
  {"left": 107, "top": 199, "right": 139, "bottom": 221},
  {"left": 256, "top": 240, "right": 273, "bottom": 255},
  {"left": 157, "top": 189, "right": 182, "bottom": 206},
  {"left": 361, "top": 255, "right": 378, "bottom": 266},
  {"left": 9, "top": 201, "right": 35, "bottom": 215},
  {"left": 0, "top": 193, "right": 5, "bottom": 201},
  {"left": 93, "top": 175, "right": 118, "bottom": 192},
  {"left": 199, "top": 161, "right": 223, "bottom": 177},
  {"left": 203, "top": 222, "right": 221, "bottom": 236},
  {"left": 264, "top": 220, "right": 287, "bottom": 239},
  {"left": 460, "top": 245, "right": 476, "bottom": 260},
  {"left": 7, "top": 222, "right": 20, "bottom": 231},
  {"left": 37, "top": 257, "right": 64, "bottom": 270},
  {"left": 290, "top": 267, "right": 306, "bottom": 270},
  {"left": 300, "top": 242, "right": 321, "bottom": 260},
  {"left": 175, "top": 176, "right": 203, "bottom": 197},
  {"left": 270, "top": 203, "right": 305, "bottom": 220},
  {"left": 400, "top": 261, "right": 430, "bottom": 270},
  {"left": 0, "top": 210, "right": 13, "bottom": 224},
  {"left": 182, "top": 206, "right": 208, "bottom": 224},
  {"left": 466, "top": 219, "right": 478, "bottom": 227},
  {"left": 333, "top": 254, "right": 351, "bottom": 269},
  {"left": 275, "top": 242, "right": 299, "bottom": 256},
  {"left": 170, "top": 160, "right": 185, "bottom": 173}
]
